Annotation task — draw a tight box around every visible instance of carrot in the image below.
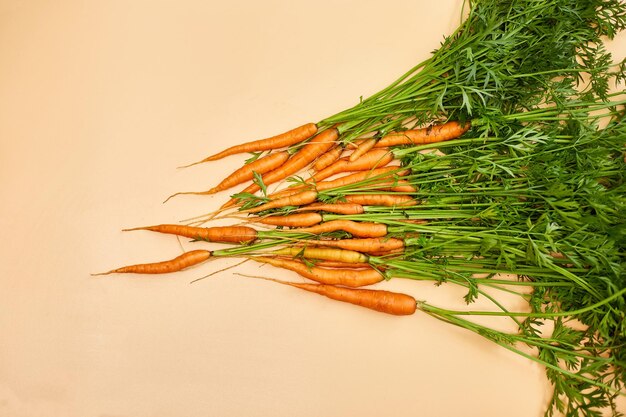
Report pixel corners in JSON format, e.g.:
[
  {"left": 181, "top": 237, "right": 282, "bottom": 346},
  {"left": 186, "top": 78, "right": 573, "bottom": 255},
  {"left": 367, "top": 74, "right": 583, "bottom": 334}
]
[
  {"left": 296, "top": 238, "right": 404, "bottom": 254},
  {"left": 252, "top": 256, "right": 382, "bottom": 287},
  {"left": 123, "top": 224, "right": 258, "bottom": 243},
  {"left": 295, "top": 203, "right": 364, "bottom": 215},
  {"left": 254, "top": 276, "right": 417, "bottom": 316},
  {"left": 182, "top": 123, "right": 318, "bottom": 166},
  {"left": 166, "top": 151, "right": 289, "bottom": 202},
  {"left": 243, "top": 190, "right": 318, "bottom": 214},
  {"left": 288, "top": 220, "right": 387, "bottom": 238},
  {"left": 268, "top": 166, "right": 404, "bottom": 200},
  {"left": 313, "top": 145, "right": 343, "bottom": 171},
  {"left": 343, "top": 194, "right": 418, "bottom": 207},
  {"left": 222, "top": 128, "right": 339, "bottom": 209},
  {"left": 93, "top": 250, "right": 212, "bottom": 275},
  {"left": 308, "top": 148, "right": 393, "bottom": 183},
  {"left": 251, "top": 212, "right": 323, "bottom": 227},
  {"left": 348, "top": 137, "right": 377, "bottom": 162},
  {"left": 315, "top": 167, "right": 409, "bottom": 192},
  {"left": 375, "top": 121, "right": 470, "bottom": 148},
  {"left": 272, "top": 247, "right": 369, "bottom": 263},
  {"left": 306, "top": 260, "right": 373, "bottom": 269}
]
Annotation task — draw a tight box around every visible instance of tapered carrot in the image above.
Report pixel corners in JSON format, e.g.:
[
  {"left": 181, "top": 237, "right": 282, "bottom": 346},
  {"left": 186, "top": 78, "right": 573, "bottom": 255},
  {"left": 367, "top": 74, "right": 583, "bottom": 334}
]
[
  {"left": 306, "top": 260, "right": 373, "bottom": 269},
  {"left": 123, "top": 224, "right": 258, "bottom": 243},
  {"left": 268, "top": 166, "right": 404, "bottom": 200},
  {"left": 93, "top": 250, "right": 212, "bottom": 275},
  {"left": 182, "top": 123, "right": 318, "bottom": 166},
  {"left": 313, "top": 145, "right": 342, "bottom": 171},
  {"left": 243, "top": 190, "right": 318, "bottom": 214},
  {"left": 252, "top": 256, "right": 381, "bottom": 287},
  {"left": 343, "top": 194, "right": 418, "bottom": 207},
  {"left": 375, "top": 121, "right": 470, "bottom": 147},
  {"left": 250, "top": 212, "right": 323, "bottom": 227},
  {"left": 166, "top": 151, "right": 289, "bottom": 202},
  {"left": 272, "top": 247, "right": 369, "bottom": 263},
  {"left": 349, "top": 137, "right": 377, "bottom": 162},
  {"left": 315, "top": 168, "right": 409, "bottom": 192},
  {"left": 254, "top": 276, "right": 417, "bottom": 316},
  {"left": 288, "top": 220, "right": 387, "bottom": 238},
  {"left": 222, "top": 128, "right": 339, "bottom": 209},
  {"left": 295, "top": 238, "right": 404, "bottom": 254},
  {"left": 308, "top": 148, "right": 393, "bottom": 183},
  {"left": 295, "top": 203, "right": 364, "bottom": 215}
]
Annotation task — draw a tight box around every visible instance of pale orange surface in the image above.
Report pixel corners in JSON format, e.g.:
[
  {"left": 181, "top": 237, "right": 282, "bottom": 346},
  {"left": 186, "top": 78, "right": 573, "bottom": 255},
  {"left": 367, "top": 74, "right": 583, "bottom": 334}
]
[{"left": 0, "top": 1, "right": 624, "bottom": 416}]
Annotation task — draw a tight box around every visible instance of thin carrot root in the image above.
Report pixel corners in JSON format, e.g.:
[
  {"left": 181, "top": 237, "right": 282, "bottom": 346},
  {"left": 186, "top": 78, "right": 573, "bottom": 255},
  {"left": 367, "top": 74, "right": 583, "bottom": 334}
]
[
  {"left": 375, "top": 120, "right": 470, "bottom": 148},
  {"left": 343, "top": 194, "right": 418, "bottom": 207},
  {"left": 242, "top": 190, "right": 319, "bottom": 214},
  {"left": 180, "top": 123, "right": 318, "bottom": 167},
  {"left": 123, "top": 224, "right": 258, "bottom": 243},
  {"left": 295, "top": 238, "right": 404, "bottom": 254},
  {"left": 272, "top": 247, "right": 369, "bottom": 263},
  {"left": 295, "top": 203, "right": 364, "bottom": 215},
  {"left": 308, "top": 148, "right": 393, "bottom": 183},
  {"left": 287, "top": 220, "right": 387, "bottom": 238},
  {"left": 313, "top": 145, "right": 343, "bottom": 171},
  {"left": 251, "top": 256, "right": 382, "bottom": 287},
  {"left": 248, "top": 275, "right": 417, "bottom": 315},
  {"left": 249, "top": 212, "right": 323, "bottom": 227},
  {"left": 92, "top": 250, "right": 212, "bottom": 275},
  {"left": 349, "top": 137, "right": 377, "bottom": 162}
]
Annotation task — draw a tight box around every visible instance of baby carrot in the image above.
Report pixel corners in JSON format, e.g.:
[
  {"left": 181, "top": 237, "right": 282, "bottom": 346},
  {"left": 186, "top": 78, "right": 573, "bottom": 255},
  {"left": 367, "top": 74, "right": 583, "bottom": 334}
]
[
  {"left": 288, "top": 220, "right": 387, "bottom": 238},
  {"left": 348, "top": 137, "right": 377, "bottom": 162},
  {"left": 295, "top": 238, "right": 404, "bottom": 254},
  {"left": 295, "top": 203, "right": 364, "bottom": 215},
  {"left": 313, "top": 145, "right": 343, "bottom": 171},
  {"left": 243, "top": 190, "right": 318, "bottom": 214},
  {"left": 183, "top": 123, "right": 317, "bottom": 166},
  {"left": 375, "top": 121, "right": 470, "bottom": 147},
  {"left": 252, "top": 256, "right": 382, "bottom": 287},
  {"left": 251, "top": 212, "right": 323, "bottom": 227},
  {"left": 255, "top": 276, "right": 417, "bottom": 316},
  {"left": 166, "top": 151, "right": 289, "bottom": 202},
  {"left": 93, "top": 250, "right": 212, "bottom": 275},
  {"left": 309, "top": 148, "right": 393, "bottom": 183},
  {"left": 272, "top": 247, "right": 369, "bottom": 263},
  {"left": 123, "top": 224, "right": 258, "bottom": 243},
  {"left": 342, "top": 194, "right": 418, "bottom": 207}
]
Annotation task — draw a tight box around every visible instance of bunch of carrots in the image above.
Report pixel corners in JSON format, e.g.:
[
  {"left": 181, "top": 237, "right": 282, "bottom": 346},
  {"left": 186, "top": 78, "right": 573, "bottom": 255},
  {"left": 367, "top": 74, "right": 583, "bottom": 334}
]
[{"left": 96, "top": 0, "right": 626, "bottom": 415}]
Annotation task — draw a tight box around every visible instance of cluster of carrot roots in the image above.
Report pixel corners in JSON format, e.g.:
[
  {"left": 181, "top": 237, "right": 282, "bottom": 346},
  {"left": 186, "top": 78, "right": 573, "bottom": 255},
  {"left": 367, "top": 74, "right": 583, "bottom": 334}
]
[{"left": 95, "top": 0, "right": 626, "bottom": 415}]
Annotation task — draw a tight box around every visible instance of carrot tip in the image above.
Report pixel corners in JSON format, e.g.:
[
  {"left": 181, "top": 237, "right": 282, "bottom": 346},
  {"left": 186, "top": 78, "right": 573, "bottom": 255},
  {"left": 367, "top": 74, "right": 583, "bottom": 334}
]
[
  {"left": 176, "top": 159, "right": 206, "bottom": 169},
  {"left": 91, "top": 271, "right": 113, "bottom": 276}
]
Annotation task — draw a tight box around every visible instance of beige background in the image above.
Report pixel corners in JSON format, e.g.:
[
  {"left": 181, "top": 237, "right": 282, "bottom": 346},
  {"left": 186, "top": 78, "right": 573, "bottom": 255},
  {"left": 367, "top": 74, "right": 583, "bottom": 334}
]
[{"left": 1, "top": 1, "right": 624, "bottom": 416}]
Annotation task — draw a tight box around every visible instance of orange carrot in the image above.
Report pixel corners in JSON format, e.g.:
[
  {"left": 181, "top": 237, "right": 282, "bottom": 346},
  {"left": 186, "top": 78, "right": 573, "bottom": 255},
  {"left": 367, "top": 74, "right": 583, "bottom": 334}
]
[
  {"left": 308, "top": 148, "right": 393, "bottom": 183},
  {"left": 272, "top": 247, "right": 369, "bottom": 263},
  {"left": 222, "top": 128, "right": 339, "bottom": 209},
  {"left": 375, "top": 121, "right": 470, "bottom": 147},
  {"left": 184, "top": 123, "right": 318, "bottom": 166},
  {"left": 123, "top": 224, "right": 258, "bottom": 243},
  {"left": 295, "top": 203, "right": 364, "bottom": 215},
  {"left": 251, "top": 212, "right": 322, "bottom": 227},
  {"left": 343, "top": 194, "right": 418, "bottom": 207},
  {"left": 166, "top": 151, "right": 289, "bottom": 202},
  {"left": 313, "top": 145, "right": 343, "bottom": 171},
  {"left": 93, "top": 250, "right": 212, "bottom": 275},
  {"left": 305, "top": 260, "right": 373, "bottom": 269},
  {"left": 288, "top": 220, "right": 387, "bottom": 238},
  {"left": 349, "top": 137, "right": 377, "bottom": 162},
  {"left": 296, "top": 238, "right": 404, "bottom": 254},
  {"left": 244, "top": 190, "right": 318, "bottom": 214},
  {"left": 315, "top": 167, "right": 409, "bottom": 192},
  {"left": 252, "top": 256, "right": 382, "bottom": 287},
  {"left": 255, "top": 276, "right": 417, "bottom": 315},
  {"left": 267, "top": 166, "right": 404, "bottom": 200}
]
